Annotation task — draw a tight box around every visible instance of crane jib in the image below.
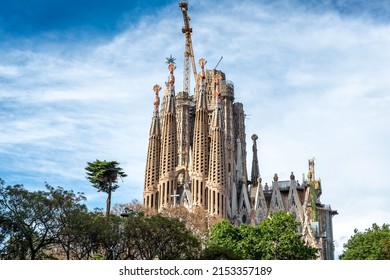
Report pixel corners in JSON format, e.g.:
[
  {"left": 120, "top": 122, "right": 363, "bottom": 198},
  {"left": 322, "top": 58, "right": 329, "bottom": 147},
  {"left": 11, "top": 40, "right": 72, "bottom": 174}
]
[{"left": 179, "top": 1, "right": 197, "bottom": 94}]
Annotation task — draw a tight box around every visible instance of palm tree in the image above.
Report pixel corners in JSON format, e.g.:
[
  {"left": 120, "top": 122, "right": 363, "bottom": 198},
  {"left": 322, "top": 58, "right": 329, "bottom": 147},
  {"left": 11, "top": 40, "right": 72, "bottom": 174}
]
[{"left": 85, "top": 160, "right": 127, "bottom": 216}]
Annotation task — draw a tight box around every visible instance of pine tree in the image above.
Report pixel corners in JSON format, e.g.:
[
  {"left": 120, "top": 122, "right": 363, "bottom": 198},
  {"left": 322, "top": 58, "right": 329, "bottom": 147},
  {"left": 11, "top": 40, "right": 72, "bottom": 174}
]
[{"left": 85, "top": 160, "right": 127, "bottom": 216}]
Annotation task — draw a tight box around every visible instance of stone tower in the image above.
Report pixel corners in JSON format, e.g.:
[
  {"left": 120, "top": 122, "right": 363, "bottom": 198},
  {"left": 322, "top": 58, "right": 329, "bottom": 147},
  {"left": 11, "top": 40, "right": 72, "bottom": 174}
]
[
  {"left": 143, "top": 56, "right": 246, "bottom": 218},
  {"left": 142, "top": 1, "right": 337, "bottom": 259},
  {"left": 143, "top": 85, "right": 162, "bottom": 210},
  {"left": 157, "top": 63, "right": 178, "bottom": 208},
  {"left": 206, "top": 74, "right": 227, "bottom": 218},
  {"left": 191, "top": 58, "right": 209, "bottom": 208}
]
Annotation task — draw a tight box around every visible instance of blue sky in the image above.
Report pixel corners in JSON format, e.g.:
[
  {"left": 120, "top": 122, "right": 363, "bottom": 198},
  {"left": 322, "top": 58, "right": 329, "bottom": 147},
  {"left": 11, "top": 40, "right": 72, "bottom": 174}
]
[
  {"left": 0, "top": 0, "right": 172, "bottom": 36},
  {"left": 1, "top": 0, "right": 390, "bottom": 257}
]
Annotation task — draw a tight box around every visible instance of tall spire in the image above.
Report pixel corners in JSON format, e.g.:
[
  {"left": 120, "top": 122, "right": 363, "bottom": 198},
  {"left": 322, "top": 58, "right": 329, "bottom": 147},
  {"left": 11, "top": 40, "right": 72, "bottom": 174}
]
[
  {"left": 143, "top": 85, "right": 162, "bottom": 210},
  {"left": 236, "top": 137, "right": 252, "bottom": 224},
  {"left": 196, "top": 58, "right": 208, "bottom": 109},
  {"left": 251, "top": 134, "right": 260, "bottom": 187},
  {"left": 158, "top": 62, "right": 178, "bottom": 209},
  {"left": 210, "top": 74, "right": 223, "bottom": 128},
  {"left": 191, "top": 58, "right": 209, "bottom": 208},
  {"left": 150, "top": 84, "right": 161, "bottom": 136},
  {"left": 176, "top": 53, "right": 191, "bottom": 168},
  {"left": 207, "top": 74, "right": 227, "bottom": 217},
  {"left": 166, "top": 62, "right": 176, "bottom": 113},
  {"left": 160, "top": 55, "right": 176, "bottom": 119}
]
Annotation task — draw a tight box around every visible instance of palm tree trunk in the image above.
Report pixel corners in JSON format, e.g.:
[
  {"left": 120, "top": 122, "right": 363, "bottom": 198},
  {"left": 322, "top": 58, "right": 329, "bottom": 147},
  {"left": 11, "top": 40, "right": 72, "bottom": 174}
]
[
  {"left": 106, "top": 180, "right": 112, "bottom": 216},
  {"left": 106, "top": 191, "right": 111, "bottom": 216}
]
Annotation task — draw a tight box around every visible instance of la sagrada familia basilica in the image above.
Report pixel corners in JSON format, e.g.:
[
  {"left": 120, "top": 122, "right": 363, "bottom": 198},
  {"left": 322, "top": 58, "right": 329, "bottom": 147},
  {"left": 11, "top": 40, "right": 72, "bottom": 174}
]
[{"left": 142, "top": 2, "right": 338, "bottom": 259}]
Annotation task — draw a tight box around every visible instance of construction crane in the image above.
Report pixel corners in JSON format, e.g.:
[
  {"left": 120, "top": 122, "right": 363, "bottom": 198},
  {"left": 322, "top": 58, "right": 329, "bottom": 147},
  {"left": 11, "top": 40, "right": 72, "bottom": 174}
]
[{"left": 179, "top": 1, "right": 197, "bottom": 95}]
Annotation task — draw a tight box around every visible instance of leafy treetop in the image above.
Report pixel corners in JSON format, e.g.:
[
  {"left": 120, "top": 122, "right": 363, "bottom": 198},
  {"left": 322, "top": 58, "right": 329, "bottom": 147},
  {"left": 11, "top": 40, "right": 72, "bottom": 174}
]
[{"left": 339, "top": 223, "right": 390, "bottom": 260}]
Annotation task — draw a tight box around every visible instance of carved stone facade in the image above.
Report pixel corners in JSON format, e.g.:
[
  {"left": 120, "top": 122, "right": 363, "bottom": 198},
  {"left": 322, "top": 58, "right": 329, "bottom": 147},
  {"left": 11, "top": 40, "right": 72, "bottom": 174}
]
[
  {"left": 143, "top": 60, "right": 247, "bottom": 220},
  {"left": 142, "top": 2, "right": 337, "bottom": 260}
]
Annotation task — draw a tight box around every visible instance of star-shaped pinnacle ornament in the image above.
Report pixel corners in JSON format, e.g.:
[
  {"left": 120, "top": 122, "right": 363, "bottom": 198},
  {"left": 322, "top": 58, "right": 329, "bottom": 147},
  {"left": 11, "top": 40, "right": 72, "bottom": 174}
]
[{"left": 165, "top": 54, "right": 176, "bottom": 65}]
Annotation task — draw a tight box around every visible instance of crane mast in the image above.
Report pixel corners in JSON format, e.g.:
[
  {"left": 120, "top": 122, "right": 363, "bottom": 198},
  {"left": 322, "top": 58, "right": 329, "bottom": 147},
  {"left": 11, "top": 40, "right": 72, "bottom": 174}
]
[{"left": 179, "top": 1, "right": 197, "bottom": 95}]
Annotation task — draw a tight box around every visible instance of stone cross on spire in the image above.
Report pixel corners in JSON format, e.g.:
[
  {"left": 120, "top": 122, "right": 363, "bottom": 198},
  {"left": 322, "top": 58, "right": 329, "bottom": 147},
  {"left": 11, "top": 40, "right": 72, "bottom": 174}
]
[{"left": 171, "top": 190, "right": 180, "bottom": 207}]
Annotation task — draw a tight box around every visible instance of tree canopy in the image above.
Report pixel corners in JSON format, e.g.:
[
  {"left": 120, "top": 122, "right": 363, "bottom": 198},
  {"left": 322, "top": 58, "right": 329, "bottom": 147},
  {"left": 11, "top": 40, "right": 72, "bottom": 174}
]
[
  {"left": 123, "top": 214, "right": 201, "bottom": 260},
  {"left": 85, "top": 160, "right": 127, "bottom": 215},
  {"left": 0, "top": 179, "right": 201, "bottom": 260},
  {"left": 339, "top": 223, "right": 390, "bottom": 260},
  {"left": 203, "top": 211, "right": 318, "bottom": 260},
  {"left": 0, "top": 180, "right": 87, "bottom": 259}
]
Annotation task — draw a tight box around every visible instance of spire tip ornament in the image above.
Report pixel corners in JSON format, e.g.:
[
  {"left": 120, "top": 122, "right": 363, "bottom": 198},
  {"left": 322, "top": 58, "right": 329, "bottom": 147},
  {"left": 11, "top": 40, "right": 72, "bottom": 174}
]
[
  {"left": 153, "top": 84, "right": 161, "bottom": 112},
  {"left": 198, "top": 58, "right": 207, "bottom": 69},
  {"left": 165, "top": 54, "right": 176, "bottom": 65},
  {"left": 198, "top": 58, "right": 207, "bottom": 88}
]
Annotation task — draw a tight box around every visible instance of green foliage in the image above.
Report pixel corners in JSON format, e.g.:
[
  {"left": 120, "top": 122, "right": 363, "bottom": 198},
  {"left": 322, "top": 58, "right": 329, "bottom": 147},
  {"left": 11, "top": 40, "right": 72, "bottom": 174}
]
[
  {"left": 0, "top": 178, "right": 201, "bottom": 260},
  {"left": 85, "top": 160, "right": 127, "bottom": 193},
  {"left": 205, "top": 211, "right": 318, "bottom": 260},
  {"left": 255, "top": 211, "right": 318, "bottom": 260},
  {"left": 201, "top": 244, "right": 242, "bottom": 260},
  {"left": 0, "top": 180, "right": 87, "bottom": 259},
  {"left": 123, "top": 214, "right": 201, "bottom": 260},
  {"left": 59, "top": 212, "right": 201, "bottom": 260},
  {"left": 85, "top": 160, "right": 127, "bottom": 215},
  {"left": 339, "top": 223, "right": 390, "bottom": 260},
  {"left": 204, "top": 220, "right": 241, "bottom": 258}
]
